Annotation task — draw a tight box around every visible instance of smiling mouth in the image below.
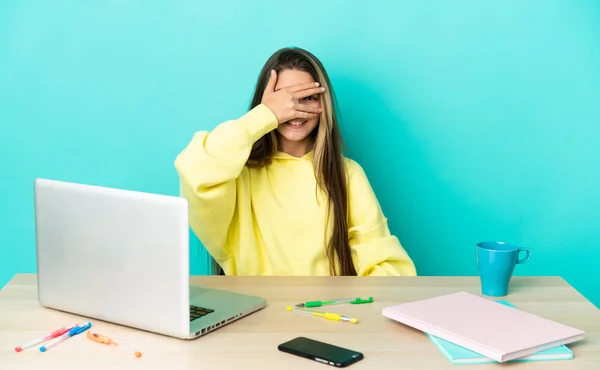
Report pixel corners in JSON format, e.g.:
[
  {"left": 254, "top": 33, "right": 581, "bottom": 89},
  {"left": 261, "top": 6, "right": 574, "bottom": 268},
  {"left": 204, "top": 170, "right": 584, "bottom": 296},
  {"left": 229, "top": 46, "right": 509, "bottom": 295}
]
[{"left": 286, "top": 120, "right": 306, "bottom": 127}]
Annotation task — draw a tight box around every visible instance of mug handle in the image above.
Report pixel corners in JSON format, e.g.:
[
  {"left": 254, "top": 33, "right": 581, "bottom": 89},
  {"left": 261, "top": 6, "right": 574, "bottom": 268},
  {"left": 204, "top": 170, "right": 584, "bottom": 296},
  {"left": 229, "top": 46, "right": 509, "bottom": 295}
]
[{"left": 517, "top": 248, "right": 531, "bottom": 264}]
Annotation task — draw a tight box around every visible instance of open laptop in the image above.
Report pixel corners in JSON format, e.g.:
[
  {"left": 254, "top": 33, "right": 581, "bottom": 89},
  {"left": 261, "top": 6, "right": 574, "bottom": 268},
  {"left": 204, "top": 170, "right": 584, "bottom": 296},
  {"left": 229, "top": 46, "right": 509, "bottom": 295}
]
[{"left": 33, "top": 178, "right": 266, "bottom": 339}]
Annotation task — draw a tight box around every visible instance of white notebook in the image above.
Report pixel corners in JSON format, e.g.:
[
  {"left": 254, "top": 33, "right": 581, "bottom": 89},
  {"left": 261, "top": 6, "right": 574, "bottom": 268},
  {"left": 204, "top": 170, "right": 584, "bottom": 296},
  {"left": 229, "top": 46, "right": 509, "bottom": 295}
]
[{"left": 382, "top": 291, "right": 584, "bottom": 362}]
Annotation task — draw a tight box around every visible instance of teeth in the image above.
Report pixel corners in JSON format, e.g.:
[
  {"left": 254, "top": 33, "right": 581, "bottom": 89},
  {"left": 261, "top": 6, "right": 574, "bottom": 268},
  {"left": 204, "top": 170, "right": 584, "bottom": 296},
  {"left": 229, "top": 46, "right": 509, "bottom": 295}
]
[{"left": 289, "top": 121, "right": 305, "bottom": 126}]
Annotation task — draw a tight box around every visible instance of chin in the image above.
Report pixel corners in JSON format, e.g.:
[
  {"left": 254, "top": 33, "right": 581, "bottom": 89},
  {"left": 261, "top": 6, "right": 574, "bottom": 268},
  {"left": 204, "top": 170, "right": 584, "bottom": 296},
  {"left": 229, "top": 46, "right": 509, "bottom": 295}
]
[{"left": 278, "top": 131, "right": 311, "bottom": 142}]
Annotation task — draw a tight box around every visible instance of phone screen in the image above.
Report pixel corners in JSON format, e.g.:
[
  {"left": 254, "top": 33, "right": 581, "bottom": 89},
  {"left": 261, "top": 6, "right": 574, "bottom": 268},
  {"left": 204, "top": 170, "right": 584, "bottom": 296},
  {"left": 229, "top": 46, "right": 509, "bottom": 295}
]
[{"left": 278, "top": 336, "right": 364, "bottom": 367}]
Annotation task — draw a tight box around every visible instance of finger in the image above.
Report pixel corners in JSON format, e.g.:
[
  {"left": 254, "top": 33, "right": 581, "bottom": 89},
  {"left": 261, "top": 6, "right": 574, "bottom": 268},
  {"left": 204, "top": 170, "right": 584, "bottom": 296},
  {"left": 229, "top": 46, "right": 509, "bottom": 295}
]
[
  {"left": 264, "top": 69, "right": 277, "bottom": 93},
  {"left": 287, "top": 81, "right": 322, "bottom": 93},
  {"left": 294, "top": 102, "right": 322, "bottom": 114},
  {"left": 292, "top": 87, "right": 326, "bottom": 100},
  {"left": 293, "top": 111, "right": 319, "bottom": 120}
]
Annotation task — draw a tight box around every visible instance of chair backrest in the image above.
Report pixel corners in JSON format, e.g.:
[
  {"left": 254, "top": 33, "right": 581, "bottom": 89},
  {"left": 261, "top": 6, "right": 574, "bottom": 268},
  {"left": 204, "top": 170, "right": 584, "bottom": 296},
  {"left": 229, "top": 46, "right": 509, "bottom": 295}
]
[{"left": 211, "top": 257, "right": 225, "bottom": 275}]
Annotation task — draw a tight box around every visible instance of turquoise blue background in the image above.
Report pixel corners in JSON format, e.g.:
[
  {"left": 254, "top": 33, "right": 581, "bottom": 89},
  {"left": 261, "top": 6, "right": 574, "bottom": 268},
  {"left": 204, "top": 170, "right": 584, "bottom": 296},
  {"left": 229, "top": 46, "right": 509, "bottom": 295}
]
[{"left": 1, "top": 1, "right": 599, "bottom": 308}]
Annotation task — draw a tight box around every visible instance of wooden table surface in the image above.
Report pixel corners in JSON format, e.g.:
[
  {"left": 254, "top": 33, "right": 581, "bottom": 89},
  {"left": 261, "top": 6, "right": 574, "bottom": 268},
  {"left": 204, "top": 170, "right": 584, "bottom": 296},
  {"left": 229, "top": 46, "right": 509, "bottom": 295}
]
[{"left": 1, "top": 274, "right": 599, "bottom": 370}]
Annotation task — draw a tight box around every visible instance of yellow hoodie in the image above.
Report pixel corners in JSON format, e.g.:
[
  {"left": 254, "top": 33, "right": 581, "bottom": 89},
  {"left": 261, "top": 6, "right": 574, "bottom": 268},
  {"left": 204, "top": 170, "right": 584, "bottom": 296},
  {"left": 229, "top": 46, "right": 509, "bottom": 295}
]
[{"left": 174, "top": 104, "right": 416, "bottom": 276}]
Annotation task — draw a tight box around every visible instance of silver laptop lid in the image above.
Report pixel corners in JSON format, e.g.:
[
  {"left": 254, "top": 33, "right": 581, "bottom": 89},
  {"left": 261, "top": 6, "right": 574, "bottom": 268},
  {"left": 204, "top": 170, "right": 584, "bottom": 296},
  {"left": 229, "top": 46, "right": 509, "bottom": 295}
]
[{"left": 34, "top": 178, "right": 190, "bottom": 338}]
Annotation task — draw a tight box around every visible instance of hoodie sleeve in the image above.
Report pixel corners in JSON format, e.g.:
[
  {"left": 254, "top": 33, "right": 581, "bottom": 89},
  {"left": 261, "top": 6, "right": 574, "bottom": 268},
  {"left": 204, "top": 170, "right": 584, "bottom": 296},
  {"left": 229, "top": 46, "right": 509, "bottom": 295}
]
[
  {"left": 346, "top": 160, "right": 417, "bottom": 276},
  {"left": 174, "top": 104, "right": 278, "bottom": 261}
]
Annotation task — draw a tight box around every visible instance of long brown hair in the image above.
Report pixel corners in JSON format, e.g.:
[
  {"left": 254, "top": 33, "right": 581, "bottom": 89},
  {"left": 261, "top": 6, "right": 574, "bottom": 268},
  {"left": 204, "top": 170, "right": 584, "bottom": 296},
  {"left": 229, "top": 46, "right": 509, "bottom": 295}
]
[{"left": 246, "top": 47, "right": 357, "bottom": 276}]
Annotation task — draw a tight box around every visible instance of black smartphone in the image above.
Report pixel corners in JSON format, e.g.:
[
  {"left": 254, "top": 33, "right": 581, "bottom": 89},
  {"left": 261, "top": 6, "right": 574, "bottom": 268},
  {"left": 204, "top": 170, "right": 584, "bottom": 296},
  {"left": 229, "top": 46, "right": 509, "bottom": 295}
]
[{"left": 277, "top": 336, "right": 364, "bottom": 367}]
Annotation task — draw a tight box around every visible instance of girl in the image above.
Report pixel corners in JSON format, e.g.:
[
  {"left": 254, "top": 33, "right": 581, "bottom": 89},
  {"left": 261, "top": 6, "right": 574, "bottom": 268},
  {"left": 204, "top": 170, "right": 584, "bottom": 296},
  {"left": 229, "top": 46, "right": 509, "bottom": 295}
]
[{"left": 175, "top": 47, "right": 416, "bottom": 276}]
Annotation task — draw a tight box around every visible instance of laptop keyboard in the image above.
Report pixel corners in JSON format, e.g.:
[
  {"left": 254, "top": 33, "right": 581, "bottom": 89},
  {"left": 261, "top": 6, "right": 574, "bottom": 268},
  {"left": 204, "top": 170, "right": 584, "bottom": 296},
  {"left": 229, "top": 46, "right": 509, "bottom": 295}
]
[{"left": 190, "top": 305, "right": 214, "bottom": 321}]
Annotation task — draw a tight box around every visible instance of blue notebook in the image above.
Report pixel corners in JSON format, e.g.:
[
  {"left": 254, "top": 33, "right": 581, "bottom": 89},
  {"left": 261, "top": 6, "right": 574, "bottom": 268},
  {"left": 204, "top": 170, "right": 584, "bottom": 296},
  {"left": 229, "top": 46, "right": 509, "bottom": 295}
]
[{"left": 427, "top": 300, "right": 573, "bottom": 364}]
